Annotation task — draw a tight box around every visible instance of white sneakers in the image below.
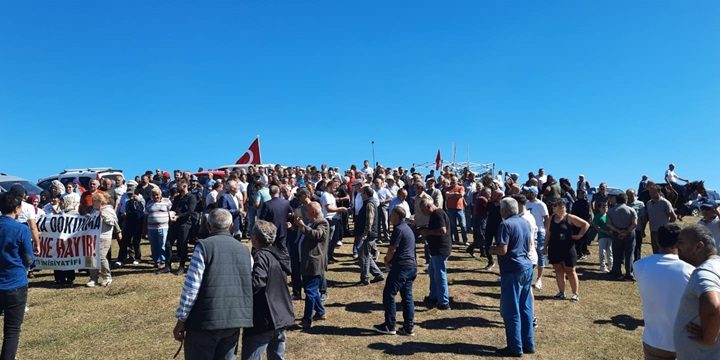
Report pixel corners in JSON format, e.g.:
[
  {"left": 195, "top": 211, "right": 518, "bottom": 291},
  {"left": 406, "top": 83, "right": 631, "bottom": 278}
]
[
  {"left": 534, "top": 279, "right": 543, "bottom": 290},
  {"left": 86, "top": 279, "right": 112, "bottom": 287}
]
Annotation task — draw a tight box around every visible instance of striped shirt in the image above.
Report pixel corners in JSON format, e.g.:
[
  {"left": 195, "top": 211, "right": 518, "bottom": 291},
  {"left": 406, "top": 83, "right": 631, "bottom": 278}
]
[{"left": 145, "top": 199, "right": 172, "bottom": 230}]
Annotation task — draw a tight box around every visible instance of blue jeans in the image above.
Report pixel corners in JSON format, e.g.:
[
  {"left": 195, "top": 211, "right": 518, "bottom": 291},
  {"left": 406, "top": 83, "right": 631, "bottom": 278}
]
[
  {"left": 447, "top": 209, "right": 468, "bottom": 243},
  {"left": 383, "top": 267, "right": 416, "bottom": 331},
  {"left": 302, "top": 275, "right": 325, "bottom": 323},
  {"left": 500, "top": 267, "right": 535, "bottom": 354},
  {"left": 428, "top": 255, "right": 449, "bottom": 306},
  {"left": 241, "top": 329, "right": 286, "bottom": 360},
  {"left": 147, "top": 227, "right": 168, "bottom": 264},
  {"left": 536, "top": 232, "right": 546, "bottom": 268},
  {"left": 611, "top": 231, "right": 636, "bottom": 277}
]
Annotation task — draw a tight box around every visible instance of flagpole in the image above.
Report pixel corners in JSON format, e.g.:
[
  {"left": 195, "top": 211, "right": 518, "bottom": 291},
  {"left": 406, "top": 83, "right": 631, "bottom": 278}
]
[{"left": 371, "top": 141, "right": 376, "bottom": 166}]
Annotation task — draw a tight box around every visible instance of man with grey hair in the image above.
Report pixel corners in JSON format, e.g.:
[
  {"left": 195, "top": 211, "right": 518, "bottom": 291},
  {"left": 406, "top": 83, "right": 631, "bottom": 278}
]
[
  {"left": 356, "top": 186, "right": 385, "bottom": 286},
  {"left": 173, "top": 208, "right": 254, "bottom": 360},
  {"left": 294, "top": 202, "right": 329, "bottom": 329},
  {"left": 490, "top": 197, "right": 535, "bottom": 357},
  {"left": 674, "top": 224, "right": 720, "bottom": 359},
  {"left": 242, "top": 220, "right": 295, "bottom": 360},
  {"left": 420, "top": 197, "right": 451, "bottom": 310},
  {"left": 217, "top": 180, "right": 243, "bottom": 240},
  {"left": 259, "top": 185, "right": 294, "bottom": 260}
]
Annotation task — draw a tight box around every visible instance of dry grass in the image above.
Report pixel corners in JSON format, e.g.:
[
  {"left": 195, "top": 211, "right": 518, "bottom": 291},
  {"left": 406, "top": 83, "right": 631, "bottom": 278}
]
[{"left": 8, "top": 217, "right": 695, "bottom": 359}]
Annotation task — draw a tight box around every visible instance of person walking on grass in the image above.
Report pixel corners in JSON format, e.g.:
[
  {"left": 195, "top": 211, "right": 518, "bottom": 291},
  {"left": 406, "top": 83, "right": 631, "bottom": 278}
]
[
  {"left": 490, "top": 197, "right": 535, "bottom": 357},
  {"left": 373, "top": 206, "right": 417, "bottom": 336},
  {"left": 295, "top": 202, "right": 329, "bottom": 330},
  {"left": 0, "top": 192, "right": 35, "bottom": 360},
  {"left": 173, "top": 208, "right": 253, "bottom": 360},
  {"left": 545, "top": 199, "right": 589, "bottom": 302},
  {"left": 420, "top": 198, "right": 451, "bottom": 310},
  {"left": 241, "top": 220, "right": 295, "bottom": 360}
]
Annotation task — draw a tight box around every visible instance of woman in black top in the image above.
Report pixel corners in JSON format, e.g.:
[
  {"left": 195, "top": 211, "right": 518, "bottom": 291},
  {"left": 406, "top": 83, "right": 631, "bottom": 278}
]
[{"left": 544, "top": 199, "right": 589, "bottom": 302}]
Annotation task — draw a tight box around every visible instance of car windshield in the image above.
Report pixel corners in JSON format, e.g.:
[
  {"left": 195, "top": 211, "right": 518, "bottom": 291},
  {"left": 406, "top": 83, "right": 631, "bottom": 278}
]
[
  {"left": 0, "top": 181, "right": 44, "bottom": 196},
  {"left": 101, "top": 174, "right": 124, "bottom": 182}
]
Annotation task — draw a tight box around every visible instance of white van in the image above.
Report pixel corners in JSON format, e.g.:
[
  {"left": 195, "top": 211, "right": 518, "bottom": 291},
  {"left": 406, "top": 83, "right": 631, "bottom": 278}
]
[
  {"left": 37, "top": 167, "right": 125, "bottom": 191},
  {"left": 0, "top": 173, "right": 44, "bottom": 196}
]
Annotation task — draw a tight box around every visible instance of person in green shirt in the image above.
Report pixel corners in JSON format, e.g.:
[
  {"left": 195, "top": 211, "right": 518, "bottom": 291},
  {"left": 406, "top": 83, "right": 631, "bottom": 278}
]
[{"left": 593, "top": 202, "right": 613, "bottom": 273}]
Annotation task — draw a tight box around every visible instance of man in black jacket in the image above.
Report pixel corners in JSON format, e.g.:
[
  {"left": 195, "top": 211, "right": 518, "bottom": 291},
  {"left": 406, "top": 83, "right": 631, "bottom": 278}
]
[
  {"left": 242, "top": 220, "right": 295, "bottom": 360},
  {"left": 166, "top": 179, "right": 199, "bottom": 275},
  {"left": 259, "top": 185, "right": 294, "bottom": 259},
  {"left": 295, "top": 202, "right": 329, "bottom": 330}
]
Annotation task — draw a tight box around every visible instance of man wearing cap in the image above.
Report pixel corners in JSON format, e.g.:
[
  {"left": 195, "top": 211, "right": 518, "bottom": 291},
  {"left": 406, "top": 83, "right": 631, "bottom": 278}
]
[
  {"left": 426, "top": 179, "right": 444, "bottom": 210},
  {"left": 386, "top": 176, "right": 399, "bottom": 198},
  {"left": 698, "top": 201, "right": 720, "bottom": 243}
]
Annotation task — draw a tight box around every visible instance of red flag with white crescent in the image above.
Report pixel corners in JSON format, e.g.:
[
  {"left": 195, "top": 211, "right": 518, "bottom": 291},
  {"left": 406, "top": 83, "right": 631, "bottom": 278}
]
[
  {"left": 435, "top": 149, "right": 442, "bottom": 170},
  {"left": 236, "top": 137, "right": 262, "bottom": 165}
]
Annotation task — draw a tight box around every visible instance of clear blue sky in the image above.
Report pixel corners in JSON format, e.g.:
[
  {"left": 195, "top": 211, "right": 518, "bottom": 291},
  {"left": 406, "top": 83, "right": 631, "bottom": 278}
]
[{"left": 2, "top": 1, "right": 719, "bottom": 190}]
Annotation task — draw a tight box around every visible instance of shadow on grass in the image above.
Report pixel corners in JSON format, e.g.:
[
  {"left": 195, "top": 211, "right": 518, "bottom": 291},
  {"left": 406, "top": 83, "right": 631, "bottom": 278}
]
[
  {"left": 450, "top": 278, "right": 500, "bottom": 287},
  {"left": 306, "top": 325, "right": 379, "bottom": 337},
  {"left": 594, "top": 314, "right": 644, "bottom": 331},
  {"left": 576, "top": 268, "right": 613, "bottom": 281},
  {"left": 417, "top": 316, "right": 503, "bottom": 330},
  {"left": 368, "top": 341, "right": 501, "bottom": 356},
  {"left": 326, "top": 279, "right": 360, "bottom": 288}
]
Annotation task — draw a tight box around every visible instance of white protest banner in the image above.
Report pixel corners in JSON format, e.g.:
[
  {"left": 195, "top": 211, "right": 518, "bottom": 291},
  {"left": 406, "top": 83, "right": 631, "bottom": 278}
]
[{"left": 35, "top": 213, "right": 102, "bottom": 270}]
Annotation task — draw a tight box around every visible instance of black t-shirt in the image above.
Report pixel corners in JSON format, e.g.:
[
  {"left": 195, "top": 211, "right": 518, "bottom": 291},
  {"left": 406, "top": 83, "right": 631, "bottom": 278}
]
[
  {"left": 427, "top": 209, "right": 452, "bottom": 257},
  {"left": 389, "top": 222, "right": 416, "bottom": 268}
]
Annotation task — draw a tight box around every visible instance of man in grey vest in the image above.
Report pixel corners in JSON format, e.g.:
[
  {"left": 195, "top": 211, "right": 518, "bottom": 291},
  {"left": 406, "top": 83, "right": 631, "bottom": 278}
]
[
  {"left": 356, "top": 186, "right": 385, "bottom": 286},
  {"left": 173, "top": 208, "right": 254, "bottom": 360}
]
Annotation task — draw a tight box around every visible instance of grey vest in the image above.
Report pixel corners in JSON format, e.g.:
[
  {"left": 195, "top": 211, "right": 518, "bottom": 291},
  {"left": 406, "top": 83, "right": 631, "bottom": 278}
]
[{"left": 185, "top": 231, "right": 253, "bottom": 331}]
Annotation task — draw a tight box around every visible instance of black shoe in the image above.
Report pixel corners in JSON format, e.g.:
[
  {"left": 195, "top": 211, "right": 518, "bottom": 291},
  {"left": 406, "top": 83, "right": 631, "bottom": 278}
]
[
  {"left": 328, "top": 258, "right": 338, "bottom": 265},
  {"left": 174, "top": 267, "right": 185, "bottom": 276},
  {"left": 357, "top": 280, "right": 370, "bottom": 286},
  {"left": 372, "top": 323, "right": 396, "bottom": 335},
  {"left": 465, "top": 247, "right": 475, "bottom": 257},
  {"left": 423, "top": 296, "right": 437, "bottom": 307},
  {"left": 496, "top": 347, "right": 523, "bottom": 357},
  {"left": 397, "top": 327, "right": 415, "bottom": 336},
  {"left": 436, "top": 303, "right": 451, "bottom": 310},
  {"left": 370, "top": 276, "right": 385, "bottom": 284},
  {"left": 155, "top": 267, "right": 172, "bottom": 275},
  {"left": 292, "top": 294, "right": 302, "bottom": 301},
  {"left": 624, "top": 275, "right": 636, "bottom": 282},
  {"left": 523, "top": 347, "right": 536, "bottom": 354}
]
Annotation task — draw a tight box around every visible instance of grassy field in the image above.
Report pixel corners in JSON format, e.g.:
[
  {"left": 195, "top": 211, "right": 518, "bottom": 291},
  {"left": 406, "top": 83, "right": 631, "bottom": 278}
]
[{"left": 7, "top": 217, "right": 689, "bottom": 359}]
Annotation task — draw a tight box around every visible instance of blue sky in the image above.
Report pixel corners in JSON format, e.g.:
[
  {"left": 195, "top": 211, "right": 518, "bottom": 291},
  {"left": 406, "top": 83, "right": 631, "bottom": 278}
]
[{"left": 1, "top": 1, "right": 719, "bottom": 190}]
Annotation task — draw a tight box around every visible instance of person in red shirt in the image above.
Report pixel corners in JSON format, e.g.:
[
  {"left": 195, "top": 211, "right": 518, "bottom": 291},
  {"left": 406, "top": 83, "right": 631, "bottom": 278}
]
[
  {"left": 79, "top": 179, "right": 104, "bottom": 215},
  {"left": 467, "top": 187, "right": 490, "bottom": 257}
]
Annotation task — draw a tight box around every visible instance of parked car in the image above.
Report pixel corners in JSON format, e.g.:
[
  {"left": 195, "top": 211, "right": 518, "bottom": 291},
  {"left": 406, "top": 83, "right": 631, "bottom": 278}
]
[
  {"left": 687, "top": 190, "right": 720, "bottom": 217},
  {"left": 587, "top": 186, "right": 624, "bottom": 205},
  {"left": 37, "top": 167, "right": 125, "bottom": 192},
  {"left": 193, "top": 170, "right": 226, "bottom": 186},
  {"left": 0, "top": 173, "right": 44, "bottom": 196}
]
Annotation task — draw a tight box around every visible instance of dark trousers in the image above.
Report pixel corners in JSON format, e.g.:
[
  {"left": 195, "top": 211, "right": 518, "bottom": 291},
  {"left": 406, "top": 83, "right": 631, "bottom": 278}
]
[
  {"left": 288, "top": 231, "right": 303, "bottom": 297},
  {"left": 0, "top": 286, "right": 27, "bottom": 360},
  {"left": 302, "top": 275, "right": 325, "bottom": 324},
  {"left": 469, "top": 217, "right": 487, "bottom": 252},
  {"left": 611, "top": 232, "right": 636, "bottom": 277},
  {"left": 184, "top": 328, "right": 240, "bottom": 360},
  {"left": 166, "top": 223, "right": 192, "bottom": 268},
  {"left": 326, "top": 218, "right": 341, "bottom": 261},
  {"left": 118, "top": 218, "right": 143, "bottom": 262},
  {"left": 633, "top": 228, "right": 644, "bottom": 262},
  {"left": 383, "top": 266, "right": 416, "bottom": 331},
  {"left": 485, "top": 226, "right": 497, "bottom": 265}
]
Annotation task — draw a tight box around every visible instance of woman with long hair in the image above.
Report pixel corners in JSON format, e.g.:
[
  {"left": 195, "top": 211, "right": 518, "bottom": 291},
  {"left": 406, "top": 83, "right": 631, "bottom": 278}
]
[{"left": 544, "top": 199, "right": 589, "bottom": 302}]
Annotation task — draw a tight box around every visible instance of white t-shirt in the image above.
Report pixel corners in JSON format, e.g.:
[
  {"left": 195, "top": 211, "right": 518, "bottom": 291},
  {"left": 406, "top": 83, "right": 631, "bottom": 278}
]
[
  {"left": 205, "top": 190, "right": 219, "bottom": 208},
  {"left": 238, "top": 181, "right": 248, "bottom": 193},
  {"left": 16, "top": 202, "right": 36, "bottom": 224},
  {"left": 362, "top": 167, "right": 374, "bottom": 177},
  {"left": 666, "top": 169, "right": 679, "bottom": 183},
  {"left": 320, "top": 191, "right": 338, "bottom": 219},
  {"left": 635, "top": 254, "right": 694, "bottom": 351},
  {"left": 674, "top": 257, "right": 720, "bottom": 359},
  {"left": 520, "top": 211, "right": 538, "bottom": 265},
  {"left": 525, "top": 200, "right": 549, "bottom": 233}
]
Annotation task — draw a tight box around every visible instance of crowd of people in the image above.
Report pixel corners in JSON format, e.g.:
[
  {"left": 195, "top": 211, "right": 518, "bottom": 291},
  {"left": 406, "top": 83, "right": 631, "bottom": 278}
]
[{"left": 0, "top": 161, "right": 719, "bottom": 359}]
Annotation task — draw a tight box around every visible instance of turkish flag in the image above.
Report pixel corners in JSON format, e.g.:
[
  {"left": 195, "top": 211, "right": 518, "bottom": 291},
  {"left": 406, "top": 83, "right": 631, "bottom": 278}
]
[
  {"left": 236, "top": 137, "right": 262, "bottom": 165},
  {"left": 435, "top": 149, "right": 442, "bottom": 170}
]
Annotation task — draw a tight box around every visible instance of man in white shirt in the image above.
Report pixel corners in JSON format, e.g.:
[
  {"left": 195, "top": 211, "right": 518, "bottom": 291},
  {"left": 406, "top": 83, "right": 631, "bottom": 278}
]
[
  {"left": 524, "top": 187, "right": 549, "bottom": 289},
  {"left": 361, "top": 160, "right": 374, "bottom": 177},
  {"left": 698, "top": 201, "right": 720, "bottom": 243},
  {"left": 385, "top": 177, "right": 399, "bottom": 198},
  {"left": 388, "top": 188, "right": 411, "bottom": 219},
  {"left": 374, "top": 178, "right": 393, "bottom": 243},
  {"left": 635, "top": 224, "right": 694, "bottom": 359},
  {"left": 205, "top": 182, "right": 223, "bottom": 210},
  {"left": 665, "top": 163, "right": 688, "bottom": 195},
  {"left": 320, "top": 179, "right": 347, "bottom": 263}
]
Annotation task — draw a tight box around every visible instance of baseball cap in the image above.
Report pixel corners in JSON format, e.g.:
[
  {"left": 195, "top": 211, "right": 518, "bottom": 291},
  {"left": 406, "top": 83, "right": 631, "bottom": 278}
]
[{"left": 522, "top": 186, "right": 539, "bottom": 195}]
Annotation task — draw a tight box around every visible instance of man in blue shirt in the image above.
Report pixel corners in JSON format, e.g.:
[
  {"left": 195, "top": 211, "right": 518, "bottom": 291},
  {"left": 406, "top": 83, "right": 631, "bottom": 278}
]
[
  {"left": 0, "top": 191, "right": 35, "bottom": 360},
  {"left": 373, "top": 206, "right": 417, "bottom": 336},
  {"left": 490, "top": 197, "right": 535, "bottom": 357}
]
